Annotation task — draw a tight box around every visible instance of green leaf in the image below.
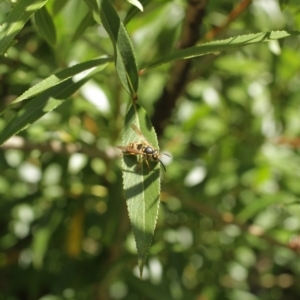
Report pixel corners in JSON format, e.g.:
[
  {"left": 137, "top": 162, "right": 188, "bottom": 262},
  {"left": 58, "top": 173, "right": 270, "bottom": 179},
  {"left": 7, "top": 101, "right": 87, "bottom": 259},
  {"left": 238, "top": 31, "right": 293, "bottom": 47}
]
[
  {"left": 2, "top": 57, "right": 110, "bottom": 113},
  {"left": 127, "top": 0, "right": 143, "bottom": 12},
  {"left": 144, "top": 30, "right": 300, "bottom": 71},
  {"left": 124, "top": 0, "right": 150, "bottom": 24},
  {"left": 33, "top": 5, "right": 57, "bottom": 47},
  {"left": 84, "top": 0, "right": 99, "bottom": 12},
  {"left": 99, "top": 0, "right": 139, "bottom": 97},
  {"left": 0, "top": 0, "right": 48, "bottom": 55},
  {"left": 121, "top": 104, "right": 161, "bottom": 277},
  {"left": 127, "top": 274, "right": 177, "bottom": 299},
  {"left": 32, "top": 205, "right": 63, "bottom": 268},
  {"left": 70, "top": 11, "right": 95, "bottom": 43},
  {"left": 236, "top": 192, "right": 296, "bottom": 223},
  {"left": 0, "top": 66, "right": 103, "bottom": 146},
  {"left": 52, "top": 0, "right": 69, "bottom": 16},
  {"left": 83, "top": 0, "right": 101, "bottom": 24}
]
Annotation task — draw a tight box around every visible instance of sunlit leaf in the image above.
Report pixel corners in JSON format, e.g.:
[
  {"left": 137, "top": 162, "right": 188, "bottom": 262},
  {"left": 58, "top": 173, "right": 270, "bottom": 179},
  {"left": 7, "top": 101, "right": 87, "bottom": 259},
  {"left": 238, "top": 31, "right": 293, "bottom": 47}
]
[
  {"left": 99, "top": 0, "right": 139, "bottom": 97},
  {"left": 33, "top": 5, "right": 57, "bottom": 47},
  {"left": 70, "top": 11, "right": 95, "bottom": 42},
  {"left": 144, "top": 30, "right": 300, "bottom": 71},
  {"left": 2, "top": 57, "right": 110, "bottom": 112},
  {"left": 127, "top": 0, "right": 143, "bottom": 12},
  {"left": 120, "top": 104, "right": 161, "bottom": 276},
  {"left": 0, "top": 0, "right": 48, "bottom": 55},
  {"left": 0, "top": 66, "right": 105, "bottom": 145},
  {"left": 124, "top": 0, "right": 150, "bottom": 24}
]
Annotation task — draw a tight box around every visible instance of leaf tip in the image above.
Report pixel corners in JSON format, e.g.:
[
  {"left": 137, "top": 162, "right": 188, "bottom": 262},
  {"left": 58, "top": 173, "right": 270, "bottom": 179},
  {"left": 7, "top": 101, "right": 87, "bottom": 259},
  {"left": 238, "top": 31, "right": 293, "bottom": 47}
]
[
  {"left": 138, "top": 258, "right": 145, "bottom": 278},
  {"left": 127, "top": 0, "right": 143, "bottom": 12}
]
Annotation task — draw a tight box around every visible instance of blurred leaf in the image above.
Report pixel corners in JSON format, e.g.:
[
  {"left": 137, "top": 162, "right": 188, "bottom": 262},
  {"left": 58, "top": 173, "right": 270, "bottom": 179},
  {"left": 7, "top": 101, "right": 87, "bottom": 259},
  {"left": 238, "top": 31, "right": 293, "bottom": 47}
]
[
  {"left": 145, "top": 30, "right": 300, "bottom": 70},
  {"left": 66, "top": 207, "right": 85, "bottom": 258},
  {"left": 102, "top": 171, "right": 125, "bottom": 246},
  {"left": 127, "top": 273, "right": 176, "bottom": 299},
  {"left": 83, "top": 0, "right": 101, "bottom": 24},
  {"left": 84, "top": 0, "right": 99, "bottom": 11},
  {"left": 0, "top": 0, "right": 48, "bottom": 55},
  {"left": 279, "top": 0, "right": 300, "bottom": 10},
  {"left": 121, "top": 104, "right": 160, "bottom": 276},
  {"left": 127, "top": 0, "right": 143, "bottom": 12},
  {"left": 0, "top": 66, "right": 104, "bottom": 145},
  {"left": 3, "top": 57, "right": 110, "bottom": 111},
  {"left": 32, "top": 227, "right": 52, "bottom": 268},
  {"left": 237, "top": 195, "right": 279, "bottom": 223},
  {"left": 2, "top": 1, "right": 300, "bottom": 298},
  {"left": 52, "top": 0, "right": 69, "bottom": 16},
  {"left": 70, "top": 11, "right": 95, "bottom": 42},
  {"left": 124, "top": 0, "right": 150, "bottom": 24},
  {"left": 32, "top": 207, "right": 63, "bottom": 268},
  {"left": 33, "top": 5, "right": 57, "bottom": 47},
  {"left": 99, "top": 0, "right": 139, "bottom": 97},
  {"left": 237, "top": 192, "right": 297, "bottom": 223}
]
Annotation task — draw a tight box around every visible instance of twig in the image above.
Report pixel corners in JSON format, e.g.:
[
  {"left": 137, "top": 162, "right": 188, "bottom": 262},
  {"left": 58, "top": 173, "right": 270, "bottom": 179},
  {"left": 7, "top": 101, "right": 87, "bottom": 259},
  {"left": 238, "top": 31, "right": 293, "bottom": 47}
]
[
  {"left": 204, "top": 0, "right": 253, "bottom": 41},
  {"left": 151, "top": 0, "right": 253, "bottom": 136},
  {"left": 0, "top": 136, "right": 119, "bottom": 160},
  {"left": 183, "top": 199, "right": 291, "bottom": 250}
]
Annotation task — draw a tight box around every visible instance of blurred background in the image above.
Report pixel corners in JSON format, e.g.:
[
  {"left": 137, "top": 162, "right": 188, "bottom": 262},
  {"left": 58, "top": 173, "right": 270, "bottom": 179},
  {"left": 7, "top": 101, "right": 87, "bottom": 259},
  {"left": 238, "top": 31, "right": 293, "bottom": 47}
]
[{"left": 1, "top": 0, "right": 300, "bottom": 299}]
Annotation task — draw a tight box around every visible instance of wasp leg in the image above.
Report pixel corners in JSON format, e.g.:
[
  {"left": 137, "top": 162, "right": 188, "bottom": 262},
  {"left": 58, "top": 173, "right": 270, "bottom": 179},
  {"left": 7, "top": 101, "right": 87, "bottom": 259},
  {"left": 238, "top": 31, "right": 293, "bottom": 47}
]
[
  {"left": 121, "top": 153, "right": 141, "bottom": 172},
  {"left": 134, "top": 155, "right": 151, "bottom": 173},
  {"left": 144, "top": 157, "right": 151, "bottom": 172},
  {"left": 121, "top": 153, "right": 151, "bottom": 173},
  {"left": 135, "top": 156, "right": 142, "bottom": 172}
]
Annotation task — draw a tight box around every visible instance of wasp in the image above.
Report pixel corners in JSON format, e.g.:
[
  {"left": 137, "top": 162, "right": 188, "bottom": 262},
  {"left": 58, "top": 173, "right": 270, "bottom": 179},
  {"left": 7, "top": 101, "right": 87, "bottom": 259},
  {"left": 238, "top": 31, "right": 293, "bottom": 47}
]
[{"left": 117, "top": 124, "right": 170, "bottom": 172}]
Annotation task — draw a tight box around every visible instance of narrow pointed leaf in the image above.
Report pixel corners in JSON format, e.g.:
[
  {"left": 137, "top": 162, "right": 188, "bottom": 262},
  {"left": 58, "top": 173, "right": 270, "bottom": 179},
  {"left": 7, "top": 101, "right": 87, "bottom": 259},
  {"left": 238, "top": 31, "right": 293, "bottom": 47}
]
[
  {"left": 127, "top": 0, "right": 143, "bottom": 12},
  {"left": 144, "top": 30, "right": 300, "bottom": 71},
  {"left": 124, "top": 0, "right": 150, "bottom": 24},
  {"left": 83, "top": 0, "right": 101, "bottom": 24},
  {"left": 84, "top": 0, "right": 99, "bottom": 12},
  {"left": 121, "top": 104, "right": 160, "bottom": 276},
  {"left": 52, "top": 0, "right": 69, "bottom": 16},
  {"left": 1, "top": 57, "right": 110, "bottom": 114},
  {"left": 99, "top": 0, "right": 139, "bottom": 96},
  {"left": 71, "top": 11, "right": 95, "bottom": 42},
  {"left": 33, "top": 5, "right": 57, "bottom": 47},
  {"left": 0, "top": 0, "right": 48, "bottom": 55},
  {"left": 0, "top": 66, "right": 104, "bottom": 145}
]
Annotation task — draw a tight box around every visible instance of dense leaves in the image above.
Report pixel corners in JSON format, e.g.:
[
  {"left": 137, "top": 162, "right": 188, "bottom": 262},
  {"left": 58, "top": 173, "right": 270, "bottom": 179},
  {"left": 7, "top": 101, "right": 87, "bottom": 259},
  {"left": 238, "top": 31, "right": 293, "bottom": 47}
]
[
  {"left": 1, "top": 0, "right": 300, "bottom": 300},
  {"left": 0, "top": 0, "right": 48, "bottom": 55},
  {"left": 99, "top": 0, "right": 139, "bottom": 96},
  {"left": 121, "top": 104, "right": 161, "bottom": 276}
]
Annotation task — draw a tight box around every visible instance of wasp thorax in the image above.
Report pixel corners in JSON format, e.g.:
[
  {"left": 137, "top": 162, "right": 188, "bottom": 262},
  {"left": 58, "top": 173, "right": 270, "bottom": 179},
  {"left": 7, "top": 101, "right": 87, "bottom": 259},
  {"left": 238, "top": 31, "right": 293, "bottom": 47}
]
[
  {"left": 144, "top": 146, "right": 155, "bottom": 154},
  {"left": 117, "top": 124, "right": 168, "bottom": 172}
]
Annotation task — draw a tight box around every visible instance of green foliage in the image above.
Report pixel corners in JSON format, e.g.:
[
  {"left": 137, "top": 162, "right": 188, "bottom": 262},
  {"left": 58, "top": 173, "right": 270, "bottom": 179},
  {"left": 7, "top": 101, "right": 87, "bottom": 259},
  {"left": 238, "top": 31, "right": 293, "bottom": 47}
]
[
  {"left": 0, "top": 0, "right": 48, "bottom": 55},
  {"left": 33, "top": 5, "right": 57, "bottom": 47},
  {"left": 99, "top": 0, "right": 139, "bottom": 96},
  {"left": 145, "top": 30, "right": 300, "bottom": 70},
  {"left": 121, "top": 104, "right": 161, "bottom": 276},
  {"left": 1, "top": 0, "right": 300, "bottom": 299}
]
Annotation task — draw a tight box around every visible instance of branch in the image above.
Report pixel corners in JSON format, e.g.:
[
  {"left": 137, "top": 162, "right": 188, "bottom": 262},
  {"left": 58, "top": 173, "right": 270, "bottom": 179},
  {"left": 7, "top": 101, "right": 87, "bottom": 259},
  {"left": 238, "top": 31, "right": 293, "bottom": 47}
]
[
  {"left": 151, "top": 0, "right": 254, "bottom": 136},
  {"left": 204, "top": 0, "right": 253, "bottom": 41},
  {"left": 165, "top": 186, "right": 298, "bottom": 253},
  {"left": 151, "top": 0, "right": 207, "bottom": 137},
  {"left": 0, "top": 136, "right": 119, "bottom": 160},
  {"left": 177, "top": 195, "right": 300, "bottom": 255},
  {"left": 183, "top": 199, "right": 291, "bottom": 250}
]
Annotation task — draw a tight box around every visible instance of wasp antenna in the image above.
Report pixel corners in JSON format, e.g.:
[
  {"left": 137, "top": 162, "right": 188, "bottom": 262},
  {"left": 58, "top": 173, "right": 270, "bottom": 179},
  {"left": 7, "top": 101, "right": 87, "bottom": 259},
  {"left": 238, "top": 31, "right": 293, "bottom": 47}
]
[
  {"left": 162, "top": 153, "right": 171, "bottom": 157},
  {"left": 159, "top": 159, "right": 167, "bottom": 172}
]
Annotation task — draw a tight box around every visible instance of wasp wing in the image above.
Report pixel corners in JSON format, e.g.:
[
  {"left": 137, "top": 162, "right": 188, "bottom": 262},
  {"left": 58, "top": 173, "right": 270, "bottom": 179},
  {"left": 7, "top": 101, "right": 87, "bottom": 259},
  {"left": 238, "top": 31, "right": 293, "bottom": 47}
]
[
  {"left": 131, "top": 124, "right": 153, "bottom": 147},
  {"left": 117, "top": 145, "right": 144, "bottom": 155}
]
